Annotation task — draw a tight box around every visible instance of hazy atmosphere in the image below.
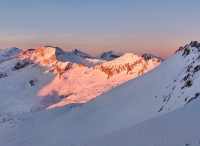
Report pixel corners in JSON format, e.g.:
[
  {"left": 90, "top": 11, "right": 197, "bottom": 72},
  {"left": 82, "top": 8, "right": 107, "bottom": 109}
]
[{"left": 1, "top": 0, "right": 200, "bottom": 59}]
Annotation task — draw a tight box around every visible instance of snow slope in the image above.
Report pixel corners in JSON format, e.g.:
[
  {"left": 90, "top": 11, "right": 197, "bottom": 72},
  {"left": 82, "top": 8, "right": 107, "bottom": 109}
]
[
  {"left": 0, "top": 41, "right": 200, "bottom": 146},
  {"left": 0, "top": 46, "right": 161, "bottom": 114},
  {"left": 79, "top": 98, "right": 200, "bottom": 146}
]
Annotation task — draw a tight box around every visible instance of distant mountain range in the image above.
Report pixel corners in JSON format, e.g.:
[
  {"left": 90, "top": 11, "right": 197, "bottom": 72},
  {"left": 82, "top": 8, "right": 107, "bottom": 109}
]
[{"left": 0, "top": 46, "right": 162, "bottom": 113}]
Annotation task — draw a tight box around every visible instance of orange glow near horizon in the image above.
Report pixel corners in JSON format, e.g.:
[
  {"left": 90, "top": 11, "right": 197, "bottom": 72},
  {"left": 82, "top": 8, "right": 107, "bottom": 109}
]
[{"left": 0, "top": 36, "right": 196, "bottom": 60}]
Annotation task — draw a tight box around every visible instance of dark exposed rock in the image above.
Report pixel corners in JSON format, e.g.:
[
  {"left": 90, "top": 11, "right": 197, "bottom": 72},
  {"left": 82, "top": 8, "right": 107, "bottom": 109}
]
[
  {"left": 110, "top": 54, "right": 120, "bottom": 58},
  {"left": 158, "top": 106, "right": 164, "bottom": 112},
  {"left": 182, "top": 48, "right": 190, "bottom": 57},
  {"left": 181, "top": 80, "right": 193, "bottom": 90},
  {"left": 0, "top": 72, "right": 7, "bottom": 78},
  {"left": 175, "top": 41, "right": 200, "bottom": 54},
  {"left": 29, "top": 80, "right": 34, "bottom": 86},
  {"left": 60, "top": 93, "right": 73, "bottom": 99},
  {"left": 186, "top": 93, "right": 200, "bottom": 104},
  {"left": 186, "top": 65, "right": 192, "bottom": 73},
  {"left": 12, "top": 61, "right": 31, "bottom": 71},
  {"left": 175, "top": 47, "right": 184, "bottom": 53},
  {"left": 193, "top": 65, "right": 200, "bottom": 73},
  {"left": 99, "top": 51, "right": 123, "bottom": 61},
  {"left": 72, "top": 49, "right": 92, "bottom": 58},
  {"left": 141, "top": 53, "right": 164, "bottom": 62},
  {"left": 182, "top": 74, "right": 190, "bottom": 82},
  {"left": 190, "top": 41, "right": 200, "bottom": 48}
]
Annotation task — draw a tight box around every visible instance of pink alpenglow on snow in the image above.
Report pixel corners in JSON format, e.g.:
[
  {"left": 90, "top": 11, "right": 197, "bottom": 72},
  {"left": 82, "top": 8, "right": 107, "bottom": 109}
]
[{"left": 0, "top": 45, "right": 162, "bottom": 114}]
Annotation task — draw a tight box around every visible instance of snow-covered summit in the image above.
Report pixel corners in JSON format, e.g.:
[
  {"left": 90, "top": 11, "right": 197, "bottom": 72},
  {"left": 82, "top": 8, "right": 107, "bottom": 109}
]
[
  {"left": 94, "top": 53, "right": 161, "bottom": 79},
  {"left": 4, "top": 47, "right": 22, "bottom": 56},
  {"left": 175, "top": 41, "right": 200, "bottom": 54},
  {"left": 0, "top": 47, "right": 22, "bottom": 61},
  {"left": 95, "top": 51, "right": 123, "bottom": 61},
  {"left": 141, "top": 53, "right": 164, "bottom": 62},
  {"left": 69, "top": 49, "right": 93, "bottom": 58},
  {"left": 17, "top": 46, "right": 104, "bottom": 67}
]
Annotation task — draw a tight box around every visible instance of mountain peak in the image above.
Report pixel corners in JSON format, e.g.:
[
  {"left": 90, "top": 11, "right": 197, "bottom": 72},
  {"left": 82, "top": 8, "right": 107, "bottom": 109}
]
[
  {"left": 4, "top": 47, "right": 21, "bottom": 55},
  {"left": 0, "top": 47, "right": 22, "bottom": 61},
  {"left": 95, "top": 51, "right": 123, "bottom": 61},
  {"left": 175, "top": 41, "right": 200, "bottom": 54},
  {"left": 190, "top": 41, "right": 200, "bottom": 48},
  {"left": 141, "top": 53, "right": 164, "bottom": 62},
  {"left": 70, "top": 48, "right": 93, "bottom": 58}
]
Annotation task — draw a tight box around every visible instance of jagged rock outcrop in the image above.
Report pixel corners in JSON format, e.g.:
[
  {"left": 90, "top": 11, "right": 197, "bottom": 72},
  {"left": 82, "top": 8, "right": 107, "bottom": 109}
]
[
  {"left": 141, "top": 53, "right": 164, "bottom": 62},
  {"left": 95, "top": 51, "right": 123, "bottom": 61}
]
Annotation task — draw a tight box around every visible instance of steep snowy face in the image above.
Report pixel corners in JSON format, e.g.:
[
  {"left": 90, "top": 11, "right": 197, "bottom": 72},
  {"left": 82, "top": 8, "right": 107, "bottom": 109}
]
[
  {"left": 141, "top": 53, "right": 164, "bottom": 62},
  {"left": 0, "top": 47, "right": 22, "bottom": 61},
  {"left": 151, "top": 41, "right": 200, "bottom": 112},
  {"left": 95, "top": 51, "right": 123, "bottom": 61}
]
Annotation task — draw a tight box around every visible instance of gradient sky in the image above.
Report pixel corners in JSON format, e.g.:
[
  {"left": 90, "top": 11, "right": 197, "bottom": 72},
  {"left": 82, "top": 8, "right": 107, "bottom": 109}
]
[{"left": 0, "top": 0, "right": 200, "bottom": 59}]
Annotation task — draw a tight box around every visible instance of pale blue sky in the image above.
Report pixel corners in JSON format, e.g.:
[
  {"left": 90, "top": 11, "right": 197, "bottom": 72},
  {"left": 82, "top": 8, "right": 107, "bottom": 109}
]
[{"left": 0, "top": 0, "right": 200, "bottom": 58}]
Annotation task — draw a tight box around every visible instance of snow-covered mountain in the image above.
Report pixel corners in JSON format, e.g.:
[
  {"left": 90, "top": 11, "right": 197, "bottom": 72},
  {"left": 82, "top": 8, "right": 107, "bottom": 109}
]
[
  {"left": 70, "top": 48, "right": 94, "bottom": 58},
  {"left": 141, "top": 53, "right": 164, "bottom": 62},
  {"left": 0, "top": 47, "right": 22, "bottom": 61},
  {"left": 0, "top": 41, "right": 200, "bottom": 146},
  {"left": 95, "top": 51, "right": 123, "bottom": 61},
  {"left": 0, "top": 46, "right": 161, "bottom": 114},
  {"left": 47, "top": 52, "right": 160, "bottom": 109},
  {"left": 39, "top": 46, "right": 104, "bottom": 67}
]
